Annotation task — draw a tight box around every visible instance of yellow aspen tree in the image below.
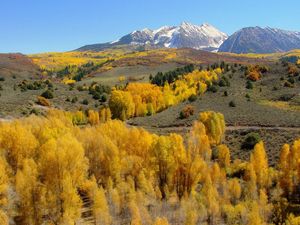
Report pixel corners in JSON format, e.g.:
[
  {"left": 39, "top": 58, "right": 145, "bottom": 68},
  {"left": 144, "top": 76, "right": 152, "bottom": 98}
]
[
  {"left": 228, "top": 178, "right": 241, "bottom": 204},
  {"left": 39, "top": 134, "right": 88, "bottom": 224},
  {"left": 60, "top": 172, "right": 82, "bottom": 224},
  {"left": 278, "top": 140, "right": 300, "bottom": 198},
  {"left": 259, "top": 189, "right": 272, "bottom": 222},
  {"left": 294, "top": 140, "right": 300, "bottom": 184},
  {"left": 72, "top": 110, "right": 87, "bottom": 125},
  {"left": 105, "top": 107, "right": 112, "bottom": 121},
  {"left": 222, "top": 203, "right": 247, "bottom": 225},
  {"left": 137, "top": 171, "right": 154, "bottom": 196},
  {"left": 279, "top": 144, "right": 294, "bottom": 197},
  {"left": 152, "top": 136, "right": 175, "bottom": 199},
  {"left": 217, "top": 144, "right": 230, "bottom": 168},
  {"left": 99, "top": 108, "right": 107, "bottom": 123},
  {"left": 109, "top": 90, "right": 135, "bottom": 120},
  {"left": 147, "top": 103, "right": 155, "bottom": 115},
  {"left": 129, "top": 199, "right": 142, "bottom": 225},
  {"left": 0, "top": 210, "right": 8, "bottom": 225},
  {"left": 152, "top": 217, "right": 170, "bottom": 225},
  {"left": 110, "top": 188, "right": 121, "bottom": 215},
  {"left": 250, "top": 141, "right": 270, "bottom": 189},
  {"left": 285, "top": 214, "right": 300, "bottom": 225},
  {"left": 210, "top": 163, "right": 221, "bottom": 187},
  {"left": 187, "top": 121, "right": 211, "bottom": 161},
  {"left": 202, "top": 175, "right": 220, "bottom": 224},
  {"left": 198, "top": 111, "right": 225, "bottom": 145},
  {"left": 244, "top": 163, "right": 257, "bottom": 199},
  {"left": 88, "top": 110, "right": 99, "bottom": 125},
  {"left": 135, "top": 98, "right": 147, "bottom": 117},
  {"left": 135, "top": 191, "right": 152, "bottom": 225},
  {"left": 0, "top": 122, "right": 38, "bottom": 171},
  {"left": 247, "top": 202, "right": 264, "bottom": 225},
  {"left": 79, "top": 128, "right": 121, "bottom": 184},
  {"left": 15, "top": 159, "right": 42, "bottom": 225},
  {"left": 0, "top": 156, "right": 9, "bottom": 225},
  {"left": 168, "top": 133, "right": 188, "bottom": 198},
  {"left": 183, "top": 199, "right": 198, "bottom": 225},
  {"left": 244, "top": 163, "right": 258, "bottom": 199},
  {"left": 86, "top": 177, "right": 112, "bottom": 225}
]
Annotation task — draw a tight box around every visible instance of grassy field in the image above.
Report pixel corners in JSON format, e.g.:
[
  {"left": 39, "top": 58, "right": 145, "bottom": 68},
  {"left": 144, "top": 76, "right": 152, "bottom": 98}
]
[{"left": 80, "top": 62, "right": 181, "bottom": 86}]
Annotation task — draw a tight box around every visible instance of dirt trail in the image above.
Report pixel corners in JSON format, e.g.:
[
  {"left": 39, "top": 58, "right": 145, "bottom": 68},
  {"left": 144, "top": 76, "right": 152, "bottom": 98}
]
[{"left": 226, "top": 125, "right": 300, "bottom": 131}]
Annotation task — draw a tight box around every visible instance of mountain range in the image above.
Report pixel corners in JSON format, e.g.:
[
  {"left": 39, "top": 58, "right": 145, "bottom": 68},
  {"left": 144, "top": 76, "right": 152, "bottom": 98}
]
[
  {"left": 77, "top": 22, "right": 228, "bottom": 52},
  {"left": 76, "top": 22, "right": 300, "bottom": 54}
]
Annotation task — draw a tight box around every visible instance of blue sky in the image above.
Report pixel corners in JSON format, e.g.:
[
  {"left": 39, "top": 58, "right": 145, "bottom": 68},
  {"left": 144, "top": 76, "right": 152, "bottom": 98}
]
[{"left": 1, "top": 0, "right": 300, "bottom": 53}]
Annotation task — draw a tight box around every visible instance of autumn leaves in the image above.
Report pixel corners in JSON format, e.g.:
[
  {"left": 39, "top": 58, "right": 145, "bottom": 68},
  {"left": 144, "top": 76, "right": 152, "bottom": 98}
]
[
  {"left": 109, "top": 69, "right": 222, "bottom": 120},
  {"left": 0, "top": 110, "right": 299, "bottom": 224}
]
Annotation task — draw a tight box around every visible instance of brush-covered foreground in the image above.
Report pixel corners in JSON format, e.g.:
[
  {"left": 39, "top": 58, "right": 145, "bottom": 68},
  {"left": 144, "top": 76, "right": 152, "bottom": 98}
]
[{"left": 0, "top": 110, "right": 300, "bottom": 225}]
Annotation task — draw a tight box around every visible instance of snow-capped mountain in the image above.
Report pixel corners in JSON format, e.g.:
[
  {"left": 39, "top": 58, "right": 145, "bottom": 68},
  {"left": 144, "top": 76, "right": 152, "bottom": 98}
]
[
  {"left": 76, "top": 22, "right": 228, "bottom": 52},
  {"left": 219, "top": 26, "right": 300, "bottom": 53}
]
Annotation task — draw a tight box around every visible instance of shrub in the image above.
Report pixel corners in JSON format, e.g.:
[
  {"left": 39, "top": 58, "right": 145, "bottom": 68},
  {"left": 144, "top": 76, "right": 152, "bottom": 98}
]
[
  {"left": 224, "top": 91, "right": 228, "bottom": 96},
  {"left": 77, "top": 85, "right": 85, "bottom": 91},
  {"left": 0, "top": 77, "right": 5, "bottom": 81},
  {"left": 179, "top": 105, "right": 195, "bottom": 119},
  {"left": 47, "top": 82, "right": 54, "bottom": 88},
  {"left": 208, "top": 84, "right": 218, "bottom": 93},
  {"left": 100, "top": 94, "right": 108, "bottom": 102},
  {"left": 247, "top": 70, "right": 260, "bottom": 81},
  {"left": 218, "top": 79, "right": 227, "bottom": 87},
  {"left": 242, "top": 132, "right": 261, "bottom": 149},
  {"left": 188, "top": 94, "right": 197, "bottom": 102},
  {"left": 288, "top": 77, "right": 295, "bottom": 84},
  {"left": 246, "top": 80, "right": 254, "bottom": 89},
  {"left": 37, "top": 96, "right": 51, "bottom": 107},
  {"left": 284, "top": 81, "right": 294, "bottom": 88},
  {"left": 30, "top": 108, "right": 40, "bottom": 115},
  {"left": 71, "top": 96, "right": 78, "bottom": 103},
  {"left": 219, "top": 76, "right": 230, "bottom": 87},
  {"left": 41, "top": 90, "right": 54, "bottom": 99},
  {"left": 92, "top": 92, "right": 101, "bottom": 100},
  {"left": 229, "top": 100, "right": 236, "bottom": 107},
  {"left": 288, "top": 64, "right": 299, "bottom": 76},
  {"left": 82, "top": 99, "right": 89, "bottom": 105}
]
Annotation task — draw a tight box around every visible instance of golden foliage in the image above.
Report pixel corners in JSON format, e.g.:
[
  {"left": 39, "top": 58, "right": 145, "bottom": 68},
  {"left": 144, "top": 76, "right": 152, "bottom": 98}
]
[
  {"left": 199, "top": 111, "right": 225, "bottom": 145},
  {"left": 109, "top": 69, "right": 221, "bottom": 120},
  {"left": 37, "top": 96, "right": 51, "bottom": 107},
  {"left": 0, "top": 110, "right": 298, "bottom": 224},
  {"left": 109, "top": 89, "right": 135, "bottom": 120},
  {"left": 250, "top": 141, "right": 270, "bottom": 189},
  {"left": 248, "top": 70, "right": 261, "bottom": 81}
]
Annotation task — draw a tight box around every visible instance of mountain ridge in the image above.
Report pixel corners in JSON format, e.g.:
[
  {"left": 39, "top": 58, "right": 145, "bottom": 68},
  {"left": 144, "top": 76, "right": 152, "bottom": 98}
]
[
  {"left": 76, "top": 22, "right": 228, "bottom": 52},
  {"left": 219, "top": 26, "right": 300, "bottom": 53}
]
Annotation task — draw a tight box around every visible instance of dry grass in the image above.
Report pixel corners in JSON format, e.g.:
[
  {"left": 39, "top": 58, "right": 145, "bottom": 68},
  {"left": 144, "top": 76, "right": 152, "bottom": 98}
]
[{"left": 259, "top": 100, "right": 300, "bottom": 112}]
